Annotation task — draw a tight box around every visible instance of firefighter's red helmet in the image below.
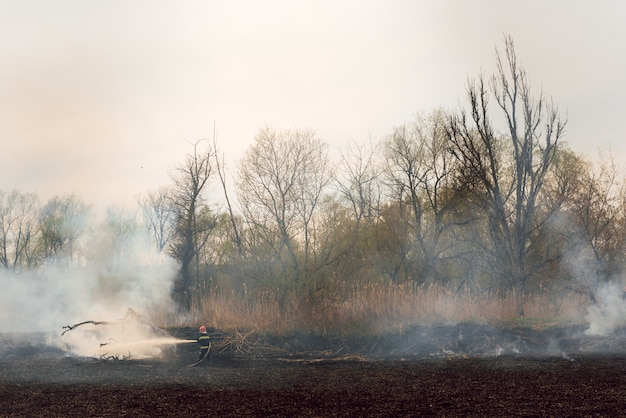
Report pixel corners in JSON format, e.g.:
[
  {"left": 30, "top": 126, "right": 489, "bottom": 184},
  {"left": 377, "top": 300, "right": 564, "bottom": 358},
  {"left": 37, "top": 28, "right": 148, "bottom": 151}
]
[{"left": 199, "top": 325, "right": 207, "bottom": 333}]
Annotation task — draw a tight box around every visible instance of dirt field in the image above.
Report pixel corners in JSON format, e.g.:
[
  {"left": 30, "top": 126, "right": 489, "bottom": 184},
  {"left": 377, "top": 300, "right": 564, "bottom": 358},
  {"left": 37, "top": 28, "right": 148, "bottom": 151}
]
[{"left": 2, "top": 324, "right": 626, "bottom": 417}]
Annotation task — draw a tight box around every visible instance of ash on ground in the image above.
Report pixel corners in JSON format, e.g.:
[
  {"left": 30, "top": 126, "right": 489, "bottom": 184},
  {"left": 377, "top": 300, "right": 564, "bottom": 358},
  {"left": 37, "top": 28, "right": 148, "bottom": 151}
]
[{"left": 3, "top": 323, "right": 626, "bottom": 363}]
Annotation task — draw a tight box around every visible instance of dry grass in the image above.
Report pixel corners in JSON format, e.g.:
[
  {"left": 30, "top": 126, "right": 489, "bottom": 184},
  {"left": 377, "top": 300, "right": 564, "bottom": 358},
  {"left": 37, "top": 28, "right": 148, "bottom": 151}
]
[{"left": 149, "top": 282, "right": 590, "bottom": 336}]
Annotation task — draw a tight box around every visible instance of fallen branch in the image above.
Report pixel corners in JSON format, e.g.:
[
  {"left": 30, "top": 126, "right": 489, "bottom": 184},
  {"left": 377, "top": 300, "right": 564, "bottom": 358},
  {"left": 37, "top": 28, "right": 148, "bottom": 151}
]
[{"left": 61, "top": 321, "right": 110, "bottom": 336}]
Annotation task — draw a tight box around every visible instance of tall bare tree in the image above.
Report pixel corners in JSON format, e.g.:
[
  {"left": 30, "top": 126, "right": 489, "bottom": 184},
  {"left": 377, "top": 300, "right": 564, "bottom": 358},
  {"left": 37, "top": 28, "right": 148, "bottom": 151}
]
[
  {"left": 168, "top": 140, "right": 217, "bottom": 310},
  {"left": 385, "top": 109, "right": 463, "bottom": 284},
  {"left": 237, "top": 126, "right": 330, "bottom": 285},
  {"left": 447, "top": 35, "right": 566, "bottom": 315},
  {"left": 213, "top": 134, "right": 243, "bottom": 258}
]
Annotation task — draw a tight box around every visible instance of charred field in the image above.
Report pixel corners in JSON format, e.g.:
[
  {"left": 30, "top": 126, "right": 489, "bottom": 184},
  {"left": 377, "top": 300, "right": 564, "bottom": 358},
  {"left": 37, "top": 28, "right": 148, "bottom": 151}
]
[{"left": 2, "top": 323, "right": 626, "bottom": 417}]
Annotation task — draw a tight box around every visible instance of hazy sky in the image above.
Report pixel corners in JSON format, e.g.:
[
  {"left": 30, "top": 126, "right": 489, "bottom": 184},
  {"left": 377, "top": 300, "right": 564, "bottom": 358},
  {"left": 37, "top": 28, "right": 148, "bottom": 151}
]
[{"left": 1, "top": 1, "right": 625, "bottom": 209}]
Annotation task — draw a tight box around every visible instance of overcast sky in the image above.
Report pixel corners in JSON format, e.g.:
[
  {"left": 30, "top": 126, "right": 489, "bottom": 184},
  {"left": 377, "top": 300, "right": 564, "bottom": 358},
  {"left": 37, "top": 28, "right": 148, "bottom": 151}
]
[{"left": 1, "top": 1, "right": 624, "bottom": 209}]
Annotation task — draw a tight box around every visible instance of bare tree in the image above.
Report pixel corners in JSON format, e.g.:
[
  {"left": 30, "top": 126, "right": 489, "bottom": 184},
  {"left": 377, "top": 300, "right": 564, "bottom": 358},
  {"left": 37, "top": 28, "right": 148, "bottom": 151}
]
[
  {"left": 384, "top": 109, "right": 464, "bottom": 284},
  {"left": 446, "top": 35, "right": 566, "bottom": 315},
  {"left": 335, "top": 138, "right": 384, "bottom": 226},
  {"left": 293, "top": 132, "right": 333, "bottom": 265},
  {"left": 39, "top": 194, "right": 90, "bottom": 265},
  {"left": 563, "top": 154, "right": 626, "bottom": 302},
  {"left": 212, "top": 133, "right": 243, "bottom": 258},
  {"left": 0, "top": 190, "right": 41, "bottom": 270},
  {"left": 237, "top": 126, "right": 330, "bottom": 285},
  {"left": 168, "top": 140, "right": 217, "bottom": 310},
  {"left": 138, "top": 187, "right": 176, "bottom": 253},
  {"left": 90, "top": 207, "right": 140, "bottom": 272}
]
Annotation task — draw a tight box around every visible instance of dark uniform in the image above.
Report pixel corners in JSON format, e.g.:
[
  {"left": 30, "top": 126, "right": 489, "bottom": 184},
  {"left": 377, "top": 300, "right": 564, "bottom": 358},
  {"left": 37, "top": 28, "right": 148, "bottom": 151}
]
[{"left": 198, "top": 329, "right": 211, "bottom": 362}]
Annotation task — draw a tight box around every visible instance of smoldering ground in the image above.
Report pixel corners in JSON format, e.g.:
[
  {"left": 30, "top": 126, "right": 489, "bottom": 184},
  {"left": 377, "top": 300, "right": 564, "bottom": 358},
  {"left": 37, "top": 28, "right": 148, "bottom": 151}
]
[
  {"left": 4, "top": 271, "right": 626, "bottom": 416},
  {"left": 5, "top": 321, "right": 626, "bottom": 369},
  {"left": 4, "top": 324, "right": 626, "bottom": 417},
  {"left": 3, "top": 261, "right": 626, "bottom": 363}
]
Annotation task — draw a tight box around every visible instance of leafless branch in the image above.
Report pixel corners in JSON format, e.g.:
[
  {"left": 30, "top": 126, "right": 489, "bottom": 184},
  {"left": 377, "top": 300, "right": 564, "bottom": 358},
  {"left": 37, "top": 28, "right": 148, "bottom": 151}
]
[{"left": 61, "top": 320, "right": 111, "bottom": 336}]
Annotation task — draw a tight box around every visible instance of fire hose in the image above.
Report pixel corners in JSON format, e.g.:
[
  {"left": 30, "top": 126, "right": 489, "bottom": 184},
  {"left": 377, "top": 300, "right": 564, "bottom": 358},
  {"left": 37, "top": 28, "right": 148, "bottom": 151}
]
[{"left": 188, "top": 341, "right": 211, "bottom": 367}]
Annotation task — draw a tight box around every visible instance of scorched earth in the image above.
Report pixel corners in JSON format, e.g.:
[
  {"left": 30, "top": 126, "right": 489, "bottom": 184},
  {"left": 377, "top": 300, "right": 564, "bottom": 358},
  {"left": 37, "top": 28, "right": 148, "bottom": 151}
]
[{"left": 1, "top": 324, "right": 626, "bottom": 417}]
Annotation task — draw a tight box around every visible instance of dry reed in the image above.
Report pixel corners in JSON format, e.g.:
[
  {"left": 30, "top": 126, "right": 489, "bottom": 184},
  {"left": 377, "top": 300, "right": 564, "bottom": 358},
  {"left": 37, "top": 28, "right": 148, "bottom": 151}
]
[{"left": 151, "top": 282, "right": 590, "bottom": 336}]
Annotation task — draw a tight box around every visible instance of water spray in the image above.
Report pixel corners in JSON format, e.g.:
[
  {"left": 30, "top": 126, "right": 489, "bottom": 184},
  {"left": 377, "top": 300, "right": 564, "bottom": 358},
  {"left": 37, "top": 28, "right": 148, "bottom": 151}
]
[{"left": 58, "top": 309, "right": 195, "bottom": 359}]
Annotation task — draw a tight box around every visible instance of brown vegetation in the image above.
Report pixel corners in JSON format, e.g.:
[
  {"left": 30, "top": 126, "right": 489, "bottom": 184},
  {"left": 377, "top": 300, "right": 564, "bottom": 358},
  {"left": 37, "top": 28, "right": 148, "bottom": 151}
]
[{"left": 185, "top": 283, "right": 589, "bottom": 337}]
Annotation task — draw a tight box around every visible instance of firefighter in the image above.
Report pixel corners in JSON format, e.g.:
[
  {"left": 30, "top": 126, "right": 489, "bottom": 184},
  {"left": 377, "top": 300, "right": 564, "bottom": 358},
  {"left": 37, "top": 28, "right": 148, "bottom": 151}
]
[{"left": 197, "top": 325, "right": 211, "bottom": 362}]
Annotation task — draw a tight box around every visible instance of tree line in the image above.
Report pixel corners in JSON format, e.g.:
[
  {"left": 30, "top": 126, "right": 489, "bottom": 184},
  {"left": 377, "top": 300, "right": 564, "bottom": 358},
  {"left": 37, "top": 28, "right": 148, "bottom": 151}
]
[{"left": 3, "top": 37, "right": 625, "bottom": 317}]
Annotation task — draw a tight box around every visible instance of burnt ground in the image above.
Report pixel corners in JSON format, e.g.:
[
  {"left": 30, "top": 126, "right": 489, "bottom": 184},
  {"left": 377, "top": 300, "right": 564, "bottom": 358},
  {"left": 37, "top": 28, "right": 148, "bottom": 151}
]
[{"left": 2, "top": 323, "right": 626, "bottom": 417}]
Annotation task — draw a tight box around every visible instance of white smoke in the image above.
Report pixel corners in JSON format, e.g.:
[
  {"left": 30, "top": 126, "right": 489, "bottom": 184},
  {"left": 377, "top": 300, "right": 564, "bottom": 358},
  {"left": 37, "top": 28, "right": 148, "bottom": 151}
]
[
  {"left": 0, "top": 214, "right": 180, "bottom": 358},
  {"left": 585, "top": 282, "right": 626, "bottom": 336},
  {"left": 552, "top": 211, "right": 626, "bottom": 337}
]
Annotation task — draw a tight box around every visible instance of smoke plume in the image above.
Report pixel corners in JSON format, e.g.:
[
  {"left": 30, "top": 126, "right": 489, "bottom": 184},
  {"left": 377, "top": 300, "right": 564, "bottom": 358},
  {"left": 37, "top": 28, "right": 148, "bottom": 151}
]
[
  {"left": 585, "top": 282, "right": 626, "bottom": 336},
  {"left": 0, "top": 217, "right": 179, "bottom": 358}
]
